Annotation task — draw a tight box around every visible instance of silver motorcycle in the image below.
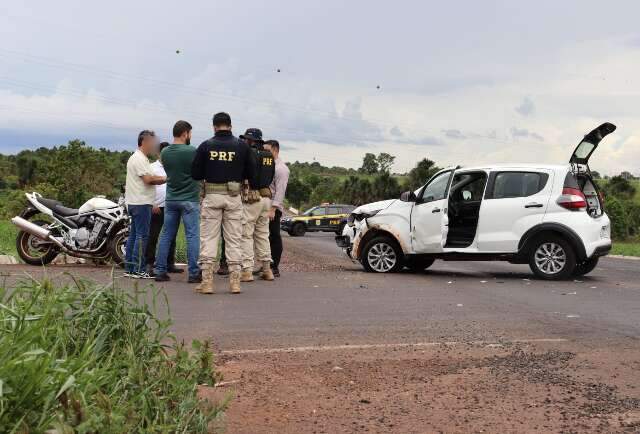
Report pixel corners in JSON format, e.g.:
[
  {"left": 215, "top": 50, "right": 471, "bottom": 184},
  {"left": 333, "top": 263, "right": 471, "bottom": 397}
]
[{"left": 11, "top": 192, "right": 129, "bottom": 266}]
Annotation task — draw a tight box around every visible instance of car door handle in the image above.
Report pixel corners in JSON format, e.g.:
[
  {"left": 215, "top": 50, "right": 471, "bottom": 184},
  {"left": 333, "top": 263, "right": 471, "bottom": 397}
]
[
  {"left": 525, "top": 203, "right": 544, "bottom": 208},
  {"left": 432, "top": 208, "right": 441, "bottom": 213}
]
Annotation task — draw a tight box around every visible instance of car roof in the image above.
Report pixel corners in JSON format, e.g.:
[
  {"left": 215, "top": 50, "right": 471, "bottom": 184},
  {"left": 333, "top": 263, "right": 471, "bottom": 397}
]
[{"left": 445, "top": 164, "right": 569, "bottom": 172}]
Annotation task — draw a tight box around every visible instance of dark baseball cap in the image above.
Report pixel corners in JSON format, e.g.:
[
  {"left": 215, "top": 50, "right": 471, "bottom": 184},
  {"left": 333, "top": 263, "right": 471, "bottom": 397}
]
[
  {"left": 212, "top": 112, "right": 232, "bottom": 126},
  {"left": 240, "top": 128, "right": 263, "bottom": 143}
]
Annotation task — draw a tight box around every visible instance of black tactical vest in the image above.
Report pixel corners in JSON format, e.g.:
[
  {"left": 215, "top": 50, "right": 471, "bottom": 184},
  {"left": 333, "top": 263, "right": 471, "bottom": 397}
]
[{"left": 254, "top": 148, "right": 276, "bottom": 189}]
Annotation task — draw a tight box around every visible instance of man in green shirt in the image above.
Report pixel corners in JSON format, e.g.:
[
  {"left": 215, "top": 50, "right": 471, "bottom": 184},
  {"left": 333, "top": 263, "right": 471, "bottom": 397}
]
[{"left": 155, "top": 120, "right": 202, "bottom": 283}]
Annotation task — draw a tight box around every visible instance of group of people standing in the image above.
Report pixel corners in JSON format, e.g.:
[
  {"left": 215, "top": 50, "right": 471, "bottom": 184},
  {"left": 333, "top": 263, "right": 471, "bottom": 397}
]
[{"left": 123, "top": 112, "right": 289, "bottom": 295}]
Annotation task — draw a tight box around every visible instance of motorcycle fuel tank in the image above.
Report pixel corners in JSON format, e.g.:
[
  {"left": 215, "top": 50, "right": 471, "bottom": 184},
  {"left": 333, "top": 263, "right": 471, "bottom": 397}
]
[{"left": 79, "top": 196, "right": 118, "bottom": 213}]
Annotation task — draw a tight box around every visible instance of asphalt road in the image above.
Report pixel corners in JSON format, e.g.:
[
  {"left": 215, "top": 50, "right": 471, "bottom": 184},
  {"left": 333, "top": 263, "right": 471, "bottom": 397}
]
[{"left": 4, "top": 232, "right": 638, "bottom": 350}]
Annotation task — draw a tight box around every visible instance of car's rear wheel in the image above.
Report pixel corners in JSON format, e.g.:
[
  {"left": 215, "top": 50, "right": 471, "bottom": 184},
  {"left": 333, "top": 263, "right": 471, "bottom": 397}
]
[
  {"left": 405, "top": 256, "right": 435, "bottom": 272},
  {"left": 291, "top": 222, "right": 306, "bottom": 237},
  {"left": 573, "top": 257, "right": 599, "bottom": 277},
  {"left": 361, "top": 236, "right": 403, "bottom": 273},
  {"left": 528, "top": 235, "right": 576, "bottom": 280},
  {"left": 335, "top": 222, "right": 346, "bottom": 235}
]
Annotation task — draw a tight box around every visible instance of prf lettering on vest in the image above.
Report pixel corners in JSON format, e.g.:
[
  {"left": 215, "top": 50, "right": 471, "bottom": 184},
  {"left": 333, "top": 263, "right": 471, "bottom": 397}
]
[
  {"left": 209, "top": 151, "right": 236, "bottom": 161},
  {"left": 262, "top": 157, "right": 273, "bottom": 166}
]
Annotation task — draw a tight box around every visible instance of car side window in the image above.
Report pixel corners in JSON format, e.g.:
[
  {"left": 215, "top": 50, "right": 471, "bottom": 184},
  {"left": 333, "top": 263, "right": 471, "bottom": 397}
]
[
  {"left": 419, "top": 171, "right": 452, "bottom": 203},
  {"left": 312, "top": 207, "right": 326, "bottom": 216},
  {"left": 489, "top": 172, "right": 548, "bottom": 199},
  {"left": 328, "top": 207, "right": 340, "bottom": 215}
]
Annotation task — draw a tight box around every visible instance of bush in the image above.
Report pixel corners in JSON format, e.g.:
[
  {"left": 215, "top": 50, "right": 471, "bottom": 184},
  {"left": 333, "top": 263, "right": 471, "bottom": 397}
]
[{"left": 0, "top": 278, "right": 226, "bottom": 433}]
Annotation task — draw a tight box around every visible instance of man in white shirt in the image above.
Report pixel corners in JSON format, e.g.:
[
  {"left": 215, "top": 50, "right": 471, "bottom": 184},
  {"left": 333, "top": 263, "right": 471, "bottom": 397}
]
[
  {"left": 145, "top": 142, "right": 181, "bottom": 275},
  {"left": 264, "top": 140, "right": 289, "bottom": 277},
  {"left": 124, "top": 130, "right": 166, "bottom": 278}
]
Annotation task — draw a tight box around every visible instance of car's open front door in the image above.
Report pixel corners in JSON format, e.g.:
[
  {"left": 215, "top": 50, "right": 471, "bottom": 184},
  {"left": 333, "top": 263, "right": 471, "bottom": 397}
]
[{"left": 410, "top": 170, "right": 454, "bottom": 253}]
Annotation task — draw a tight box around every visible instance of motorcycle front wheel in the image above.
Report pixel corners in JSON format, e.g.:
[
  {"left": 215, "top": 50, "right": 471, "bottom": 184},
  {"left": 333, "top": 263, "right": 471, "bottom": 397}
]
[
  {"left": 16, "top": 220, "right": 59, "bottom": 265},
  {"left": 108, "top": 228, "right": 128, "bottom": 268}
]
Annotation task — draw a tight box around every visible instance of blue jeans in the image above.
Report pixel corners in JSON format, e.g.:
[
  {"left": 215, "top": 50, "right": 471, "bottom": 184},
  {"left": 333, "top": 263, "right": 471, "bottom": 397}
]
[
  {"left": 155, "top": 201, "right": 201, "bottom": 277},
  {"left": 125, "top": 204, "right": 152, "bottom": 273}
]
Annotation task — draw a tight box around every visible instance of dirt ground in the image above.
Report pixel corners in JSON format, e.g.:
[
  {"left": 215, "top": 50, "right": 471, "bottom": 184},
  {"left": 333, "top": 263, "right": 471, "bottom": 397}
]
[{"left": 200, "top": 342, "right": 640, "bottom": 433}]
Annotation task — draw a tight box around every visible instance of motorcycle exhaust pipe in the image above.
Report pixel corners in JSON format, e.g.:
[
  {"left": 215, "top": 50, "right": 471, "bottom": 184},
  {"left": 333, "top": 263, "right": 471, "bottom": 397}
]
[{"left": 11, "top": 216, "right": 51, "bottom": 239}]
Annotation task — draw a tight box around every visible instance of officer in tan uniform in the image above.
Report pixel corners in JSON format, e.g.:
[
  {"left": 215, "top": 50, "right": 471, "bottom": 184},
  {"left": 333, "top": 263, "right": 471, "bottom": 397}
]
[
  {"left": 191, "top": 112, "right": 255, "bottom": 294},
  {"left": 238, "top": 129, "right": 276, "bottom": 282}
]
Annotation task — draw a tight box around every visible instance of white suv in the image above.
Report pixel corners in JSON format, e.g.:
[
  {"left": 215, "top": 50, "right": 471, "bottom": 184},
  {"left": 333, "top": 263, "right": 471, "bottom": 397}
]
[{"left": 336, "top": 123, "right": 615, "bottom": 280}]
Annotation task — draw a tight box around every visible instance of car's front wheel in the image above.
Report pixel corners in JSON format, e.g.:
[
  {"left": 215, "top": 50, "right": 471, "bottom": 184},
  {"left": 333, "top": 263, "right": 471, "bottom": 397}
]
[
  {"left": 405, "top": 256, "right": 435, "bottom": 272},
  {"left": 291, "top": 222, "right": 306, "bottom": 237},
  {"left": 361, "top": 236, "right": 403, "bottom": 273},
  {"left": 528, "top": 235, "right": 576, "bottom": 280},
  {"left": 573, "top": 257, "right": 599, "bottom": 277}
]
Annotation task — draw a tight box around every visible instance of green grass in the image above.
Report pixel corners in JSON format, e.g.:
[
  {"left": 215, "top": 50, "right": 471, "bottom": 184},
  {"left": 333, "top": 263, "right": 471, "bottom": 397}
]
[
  {"left": 611, "top": 240, "right": 640, "bottom": 257},
  {"left": 0, "top": 220, "right": 17, "bottom": 257},
  {"left": 0, "top": 277, "right": 227, "bottom": 432}
]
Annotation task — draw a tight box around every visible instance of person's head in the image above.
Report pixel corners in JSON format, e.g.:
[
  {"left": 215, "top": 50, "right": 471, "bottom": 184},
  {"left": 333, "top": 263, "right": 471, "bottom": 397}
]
[
  {"left": 264, "top": 139, "right": 280, "bottom": 159},
  {"left": 212, "top": 112, "right": 232, "bottom": 132},
  {"left": 240, "top": 128, "right": 264, "bottom": 149},
  {"left": 137, "top": 130, "right": 157, "bottom": 156},
  {"left": 157, "top": 141, "right": 170, "bottom": 158},
  {"left": 173, "top": 120, "right": 193, "bottom": 145}
]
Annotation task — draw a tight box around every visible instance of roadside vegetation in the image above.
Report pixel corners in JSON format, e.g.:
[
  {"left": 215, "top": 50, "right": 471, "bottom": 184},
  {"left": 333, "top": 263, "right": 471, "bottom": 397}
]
[
  {"left": 0, "top": 140, "right": 638, "bottom": 257},
  {"left": 0, "top": 276, "right": 226, "bottom": 433}
]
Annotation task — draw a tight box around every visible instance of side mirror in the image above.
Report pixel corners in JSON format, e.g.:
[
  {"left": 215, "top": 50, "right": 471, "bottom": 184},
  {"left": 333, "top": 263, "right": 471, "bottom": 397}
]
[{"left": 400, "top": 190, "right": 417, "bottom": 202}]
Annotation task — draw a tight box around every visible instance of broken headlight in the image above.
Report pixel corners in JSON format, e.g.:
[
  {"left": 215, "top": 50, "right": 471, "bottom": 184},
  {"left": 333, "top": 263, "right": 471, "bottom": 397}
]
[{"left": 348, "top": 209, "right": 382, "bottom": 226}]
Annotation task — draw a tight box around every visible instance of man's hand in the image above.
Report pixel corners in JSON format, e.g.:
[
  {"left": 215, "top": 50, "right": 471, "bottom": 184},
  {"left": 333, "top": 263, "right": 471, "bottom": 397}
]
[
  {"left": 152, "top": 206, "right": 162, "bottom": 215},
  {"left": 268, "top": 207, "right": 276, "bottom": 221}
]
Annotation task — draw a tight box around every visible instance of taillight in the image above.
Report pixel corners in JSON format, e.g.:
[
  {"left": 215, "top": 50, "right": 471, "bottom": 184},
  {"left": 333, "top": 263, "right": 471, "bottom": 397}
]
[{"left": 557, "top": 187, "right": 587, "bottom": 210}]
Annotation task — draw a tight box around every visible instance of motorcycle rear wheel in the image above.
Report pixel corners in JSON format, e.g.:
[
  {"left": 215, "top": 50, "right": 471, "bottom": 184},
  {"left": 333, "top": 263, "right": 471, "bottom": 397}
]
[{"left": 16, "top": 220, "right": 59, "bottom": 265}]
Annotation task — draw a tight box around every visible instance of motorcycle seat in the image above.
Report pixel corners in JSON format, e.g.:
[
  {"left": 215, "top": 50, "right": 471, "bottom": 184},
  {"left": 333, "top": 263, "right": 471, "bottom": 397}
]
[
  {"left": 38, "top": 197, "right": 79, "bottom": 217},
  {"left": 38, "top": 198, "right": 61, "bottom": 209},
  {"left": 54, "top": 205, "right": 80, "bottom": 217}
]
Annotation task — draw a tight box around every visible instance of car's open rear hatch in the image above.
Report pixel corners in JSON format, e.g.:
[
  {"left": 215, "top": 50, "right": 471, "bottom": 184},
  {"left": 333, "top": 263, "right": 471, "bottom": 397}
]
[{"left": 570, "top": 122, "right": 616, "bottom": 173}]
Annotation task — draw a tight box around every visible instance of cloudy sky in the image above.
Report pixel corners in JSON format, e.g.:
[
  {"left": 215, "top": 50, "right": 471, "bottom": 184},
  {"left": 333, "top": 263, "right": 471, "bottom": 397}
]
[{"left": 1, "top": 0, "right": 639, "bottom": 174}]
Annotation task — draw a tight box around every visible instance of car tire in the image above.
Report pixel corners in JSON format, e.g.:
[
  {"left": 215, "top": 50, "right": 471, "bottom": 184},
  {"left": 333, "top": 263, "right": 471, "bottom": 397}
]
[
  {"left": 361, "top": 236, "right": 404, "bottom": 273},
  {"left": 291, "top": 222, "right": 306, "bottom": 237},
  {"left": 573, "top": 257, "right": 599, "bottom": 277},
  {"left": 528, "top": 235, "right": 576, "bottom": 280},
  {"left": 335, "top": 223, "right": 346, "bottom": 235},
  {"left": 405, "top": 256, "right": 435, "bottom": 272}
]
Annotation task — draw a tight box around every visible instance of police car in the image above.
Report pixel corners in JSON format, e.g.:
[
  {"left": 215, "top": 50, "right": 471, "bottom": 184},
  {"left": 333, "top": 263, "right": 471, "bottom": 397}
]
[{"left": 282, "top": 203, "right": 355, "bottom": 237}]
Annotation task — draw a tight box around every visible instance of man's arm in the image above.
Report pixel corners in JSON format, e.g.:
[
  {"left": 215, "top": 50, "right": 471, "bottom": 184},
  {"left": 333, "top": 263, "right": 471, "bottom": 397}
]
[
  {"left": 269, "top": 165, "right": 289, "bottom": 219},
  {"left": 141, "top": 174, "right": 166, "bottom": 185},
  {"left": 191, "top": 143, "right": 206, "bottom": 181},
  {"left": 242, "top": 143, "right": 257, "bottom": 184}
]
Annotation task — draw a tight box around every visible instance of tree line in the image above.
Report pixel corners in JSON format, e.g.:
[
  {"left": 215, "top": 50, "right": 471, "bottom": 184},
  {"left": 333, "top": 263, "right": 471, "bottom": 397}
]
[{"left": 0, "top": 140, "right": 637, "bottom": 241}]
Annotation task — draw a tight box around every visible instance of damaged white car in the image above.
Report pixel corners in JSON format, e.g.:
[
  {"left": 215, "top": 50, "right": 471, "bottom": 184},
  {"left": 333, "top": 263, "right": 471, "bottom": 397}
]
[{"left": 336, "top": 123, "right": 615, "bottom": 280}]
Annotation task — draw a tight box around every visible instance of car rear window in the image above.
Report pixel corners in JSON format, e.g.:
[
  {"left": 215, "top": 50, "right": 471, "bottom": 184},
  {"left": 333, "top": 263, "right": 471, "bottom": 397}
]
[{"left": 486, "top": 172, "right": 549, "bottom": 199}]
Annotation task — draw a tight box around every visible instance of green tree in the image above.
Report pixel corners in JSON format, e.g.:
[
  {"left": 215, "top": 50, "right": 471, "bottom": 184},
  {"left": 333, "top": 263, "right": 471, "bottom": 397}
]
[
  {"left": 376, "top": 153, "right": 396, "bottom": 174},
  {"left": 285, "top": 176, "right": 311, "bottom": 209},
  {"left": 605, "top": 176, "right": 636, "bottom": 201},
  {"left": 406, "top": 158, "right": 440, "bottom": 190},
  {"left": 16, "top": 154, "right": 39, "bottom": 188},
  {"left": 359, "top": 153, "right": 379, "bottom": 175}
]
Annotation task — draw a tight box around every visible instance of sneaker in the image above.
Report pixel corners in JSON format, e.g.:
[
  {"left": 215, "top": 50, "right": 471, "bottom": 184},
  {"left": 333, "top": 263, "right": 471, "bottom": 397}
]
[
  {"left": 188, "top": 271, "right": 202, "bottom": 284},
  {"left": 272, "top": 268, "right": 281, "bottom": 278},
  {"left": 167, "top": 265, "right": 184, "bottom": 274},
  {"left": 155, "top": 273, "right": 170, "bottom": 282},
  {"left": 136, "top": 272, "right": 155, "bottom": 280},
  {"left": 124, "top": 272, "right": 137, "bottom": 278}
]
